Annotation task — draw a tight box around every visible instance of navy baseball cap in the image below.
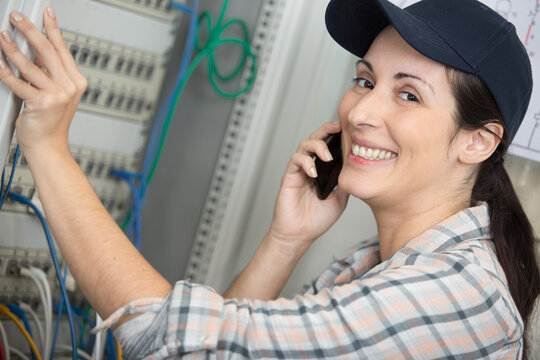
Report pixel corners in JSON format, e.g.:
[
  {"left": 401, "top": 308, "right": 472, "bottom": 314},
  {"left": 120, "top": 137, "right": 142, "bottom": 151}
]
[{"left": 325, "top": 0, "right": 533, "bottom": 141}]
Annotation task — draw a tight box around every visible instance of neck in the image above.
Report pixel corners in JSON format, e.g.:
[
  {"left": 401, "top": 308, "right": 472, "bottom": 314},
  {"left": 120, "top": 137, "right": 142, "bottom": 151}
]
[{"left": 372, "top": 194, "right": 470, "bottom": 261}]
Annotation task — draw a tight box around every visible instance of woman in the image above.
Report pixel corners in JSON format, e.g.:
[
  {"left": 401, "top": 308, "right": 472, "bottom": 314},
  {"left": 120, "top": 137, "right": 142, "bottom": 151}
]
[{"left": 0, "top": 0, "right": 538, "bottom": 358}]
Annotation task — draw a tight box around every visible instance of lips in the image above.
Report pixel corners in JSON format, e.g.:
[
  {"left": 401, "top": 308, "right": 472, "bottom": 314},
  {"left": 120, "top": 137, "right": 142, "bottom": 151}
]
[
  {"left": 349, "top": 137, "right": 398, "bottom": 161},
  {"left": 351, "top": 144, "right": 397, "bottom": 160}
]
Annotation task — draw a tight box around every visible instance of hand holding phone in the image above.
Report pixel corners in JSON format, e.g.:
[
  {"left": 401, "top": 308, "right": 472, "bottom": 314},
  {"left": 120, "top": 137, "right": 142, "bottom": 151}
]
[{"left": 313, "top": 132, "right": 342, "bottom": 200}]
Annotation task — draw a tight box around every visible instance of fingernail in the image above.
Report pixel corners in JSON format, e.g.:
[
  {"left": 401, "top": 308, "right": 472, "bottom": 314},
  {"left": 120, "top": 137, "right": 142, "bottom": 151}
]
[
  {"left": 324, "top": 150, "right": 333, "bottom": 161},
  {"left": 310, "top": 167, "right": 317, "bottom": 177},
  {"left": 0, "top": 58, "right": 5, "bottom": 69},
  {"left": 46, "top": 7, "right": 56, "bottom": 19},
  {"left": 1, "top": 31, "right": 12, "bottom": 43},
  {"left": 11, "top": 11, "right": 23, "bottom": 22}
]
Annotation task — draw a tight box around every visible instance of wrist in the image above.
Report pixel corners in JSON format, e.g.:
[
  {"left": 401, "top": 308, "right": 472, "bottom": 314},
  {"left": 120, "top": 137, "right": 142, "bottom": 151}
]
[
  {"left": 263, "top": 231, "right": 312, "bottom": 263},
  {"left": 21, "top": 141, "right": 71, "bottom": 162}
]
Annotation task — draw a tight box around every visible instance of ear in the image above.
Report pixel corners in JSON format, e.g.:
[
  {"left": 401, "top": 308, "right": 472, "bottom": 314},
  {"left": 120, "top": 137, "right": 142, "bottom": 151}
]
[{"left": 457, "top": 123, "right": 504, "bottom": 165}]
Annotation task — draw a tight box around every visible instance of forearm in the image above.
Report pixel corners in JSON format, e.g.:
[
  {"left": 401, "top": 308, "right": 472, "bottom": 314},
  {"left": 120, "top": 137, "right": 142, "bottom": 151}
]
[
  {"left": 223, "top": 233, "right": 307, "bottom": 300},
  {"left": 24, "top": 146, "right": 172, "bottom": 319}
]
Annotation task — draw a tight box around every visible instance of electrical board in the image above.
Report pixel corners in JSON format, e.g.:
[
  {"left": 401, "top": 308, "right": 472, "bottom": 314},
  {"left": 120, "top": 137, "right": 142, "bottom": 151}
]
[{"left": 0, "top": 0, "right": 184, "bottom": 313}]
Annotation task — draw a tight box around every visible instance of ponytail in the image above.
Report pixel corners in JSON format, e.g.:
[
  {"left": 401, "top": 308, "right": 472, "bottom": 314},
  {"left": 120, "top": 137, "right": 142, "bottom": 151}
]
[
  {"left": 472, "top": 159, "right": 540, "bottom": 343},
  {"left": 447, "top": 68, "right": 540, "bottom": 358}
]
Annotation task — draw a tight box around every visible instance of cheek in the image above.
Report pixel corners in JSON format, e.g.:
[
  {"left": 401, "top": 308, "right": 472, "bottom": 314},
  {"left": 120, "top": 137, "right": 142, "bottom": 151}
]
[
  {"left": 392, "top": 113, "right": 455, "bottom": 166},
  {"left": 337, "top": 91, "right": 356, "bottom": 124}
]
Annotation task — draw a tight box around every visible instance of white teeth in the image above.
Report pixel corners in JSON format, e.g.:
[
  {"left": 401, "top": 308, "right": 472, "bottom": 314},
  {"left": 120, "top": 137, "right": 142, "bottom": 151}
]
[
  {"left": 352, "top": 144, "right": 360, "bottom": 156},
  {"left": 359, "top": 146, "right": 366, "bottom": 157},
  {"left": 366, "top": 148, "right": 373, "bottom": 158},
  {"left": 351, "top": 144, "right": 397, "bottom": 161}
]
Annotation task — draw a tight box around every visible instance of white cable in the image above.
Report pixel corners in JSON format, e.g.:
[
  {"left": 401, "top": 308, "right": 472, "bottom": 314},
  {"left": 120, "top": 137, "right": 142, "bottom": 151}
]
[
  {"left": 31, "top": 267, "right": 53, "bottom": 360},
  {"left": 91, "top": 315, "right": 104, "bottom": 360},
  {"left": 0, "top": 320, "right": 12, "bottom": 360},
  {"left": 8, "top": 346, "right": 30, "bottom": 360},
  {"left": 55, "top": 345, "right": 92, "bottom": 360},
  {"left": 26, "top": 267, "right": 52, "bottom": 360},
  {"left": 20, "top": 267, "right": 51, "bottom": 360},
  {"left": 19, "top": 302, "right": 45, "bottom": 355}
]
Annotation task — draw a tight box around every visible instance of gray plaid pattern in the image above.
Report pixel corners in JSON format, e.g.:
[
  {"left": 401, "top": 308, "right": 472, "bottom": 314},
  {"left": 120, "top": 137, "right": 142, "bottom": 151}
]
[{"left": 110, "top": 204, "right": 523, "bottom": 359}]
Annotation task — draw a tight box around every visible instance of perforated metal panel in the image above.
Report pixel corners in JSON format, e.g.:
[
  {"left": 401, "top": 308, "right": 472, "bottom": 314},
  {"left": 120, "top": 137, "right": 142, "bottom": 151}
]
[{"left": 183, "top": 0, "right": 286, "bottom": 283}]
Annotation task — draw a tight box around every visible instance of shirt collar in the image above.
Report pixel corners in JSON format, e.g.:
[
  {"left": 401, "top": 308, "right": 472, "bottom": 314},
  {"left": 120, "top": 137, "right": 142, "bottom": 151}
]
[
  {"left": 396, "top": 202, "right": 491, "bottom": 257},
  {"left": 334, "top": 203, "right": 491, "bottom": 267}
]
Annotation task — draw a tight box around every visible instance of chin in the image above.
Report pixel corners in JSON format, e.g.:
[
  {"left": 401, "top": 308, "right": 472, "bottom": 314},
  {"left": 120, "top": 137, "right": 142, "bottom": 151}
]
[{"left": 338, "top": 168, "right": 377, "bottom": 200}]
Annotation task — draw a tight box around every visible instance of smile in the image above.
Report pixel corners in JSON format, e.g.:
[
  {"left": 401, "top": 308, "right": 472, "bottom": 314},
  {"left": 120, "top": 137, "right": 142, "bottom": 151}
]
[{"left": 351, "top": 144, "right": 397, "bottom": 161}]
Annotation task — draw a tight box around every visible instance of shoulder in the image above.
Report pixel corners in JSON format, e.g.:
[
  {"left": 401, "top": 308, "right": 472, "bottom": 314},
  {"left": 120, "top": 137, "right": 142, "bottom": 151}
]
[
  {"left": 368, "top": 240, "right": 523, "bottom": 344},
  {"left": 306, "top": 237, "right": 380, "bottom": 294}
]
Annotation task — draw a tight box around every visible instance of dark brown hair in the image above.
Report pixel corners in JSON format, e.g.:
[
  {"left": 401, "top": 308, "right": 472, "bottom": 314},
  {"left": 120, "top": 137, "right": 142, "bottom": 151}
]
[{"left": 447, "top": 68, "right": 540, "bottom": 358}]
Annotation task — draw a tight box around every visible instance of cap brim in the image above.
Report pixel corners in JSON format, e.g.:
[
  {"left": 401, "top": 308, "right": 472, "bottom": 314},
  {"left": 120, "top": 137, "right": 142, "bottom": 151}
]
[{"left": 325, "top": 0, "right": 473, "bottom": 73}]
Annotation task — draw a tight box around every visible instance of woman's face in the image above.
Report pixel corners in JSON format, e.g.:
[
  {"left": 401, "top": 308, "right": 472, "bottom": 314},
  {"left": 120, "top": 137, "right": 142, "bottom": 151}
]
[{"left": 338, "top": 26, "right": 462, "bottom": 209}]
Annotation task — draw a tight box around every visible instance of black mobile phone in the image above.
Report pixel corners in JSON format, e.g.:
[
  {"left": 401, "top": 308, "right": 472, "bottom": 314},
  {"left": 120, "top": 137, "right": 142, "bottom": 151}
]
[{"left": 313, "top": 132, "right": 342, "bottom": 200}]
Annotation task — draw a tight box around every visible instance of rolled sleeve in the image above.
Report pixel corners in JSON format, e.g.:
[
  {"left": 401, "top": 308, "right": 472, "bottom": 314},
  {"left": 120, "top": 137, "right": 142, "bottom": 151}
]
[{"left": 113, "top": 255, "right": 515, "bottom": 359}]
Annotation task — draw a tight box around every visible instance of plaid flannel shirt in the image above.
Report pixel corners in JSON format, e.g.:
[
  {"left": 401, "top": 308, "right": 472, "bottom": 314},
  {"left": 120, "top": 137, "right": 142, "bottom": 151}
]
[{"left": 96, "top": 203, "right": 523, "bottom": 359}]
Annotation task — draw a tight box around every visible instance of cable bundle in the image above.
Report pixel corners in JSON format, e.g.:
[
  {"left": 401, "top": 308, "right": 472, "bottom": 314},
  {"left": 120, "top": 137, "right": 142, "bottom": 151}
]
[
  {"left": 0, "top": 304, "right": 41, "bottom": 360},
  {"left": 114, "top": 0, "right": 257, "bottom": 250},
  {"left": 9, "top": 193, "right": 77, "bottom": 360}
]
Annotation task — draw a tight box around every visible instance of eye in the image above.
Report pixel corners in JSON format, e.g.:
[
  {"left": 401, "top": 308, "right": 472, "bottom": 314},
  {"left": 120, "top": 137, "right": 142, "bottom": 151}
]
[
  {"left": 353, "top": 77, "right": 374, "bottom": 90},
  {"left": 398, "top": 91, "right": 419, "bottom": 103}
]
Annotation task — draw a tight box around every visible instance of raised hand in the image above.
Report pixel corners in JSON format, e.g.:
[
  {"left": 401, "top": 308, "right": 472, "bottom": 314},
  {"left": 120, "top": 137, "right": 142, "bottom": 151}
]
[
  {"left": 0, "top": 8, "right": 87, "bottom": 155},
  {"left": 268, "top": 121, "right": 349, "bottom": 253}
]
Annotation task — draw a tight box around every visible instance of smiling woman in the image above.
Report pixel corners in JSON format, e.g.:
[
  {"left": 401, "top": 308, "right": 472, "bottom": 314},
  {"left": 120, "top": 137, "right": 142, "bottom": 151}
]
[{"left": 0, "top": 0, "right": 539, "bottom": 359}]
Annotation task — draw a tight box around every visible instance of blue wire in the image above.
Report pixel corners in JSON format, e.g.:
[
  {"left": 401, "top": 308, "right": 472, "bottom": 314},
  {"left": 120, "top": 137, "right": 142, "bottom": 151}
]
[
  {"left": 69, "top": 305, "right": 95, "bottom": 327},
  {"left": 109, "top": 169, "right": 142, "bottom": 250},
  {"left": 7, "top": 303, "right": 37, "bottom": 360},
  {"left": 123, "top": 176, "right": 141, "bottom": 250},
  {"left": 105, "top": 329, "right": 116, "bottom": 360},
  {"left": 1, "top": 168, "right": 5, "bottom": 195},
  {"left": 170, "top": 1, "right": 193, "bottom": 14},
  {"left": 117, "top": 0, "right": 200, "bottom": 238},
  {"left": 50, "top": 266, "right": 70, "bottom": 360},
  {"left": 9, "top": 192, "right": 78, "bottom": 360},
  {"left": 52, "top": 303, "right": 83, "bottom": 334},
  {"left": 0, "top": 145, "right": 20, "bottom": 209},
  {"left": 142, "top": 0, "right": 199, "bottom": 179},
  {"left": 51, "top": 303, "right": 96, "bottom": 360}
]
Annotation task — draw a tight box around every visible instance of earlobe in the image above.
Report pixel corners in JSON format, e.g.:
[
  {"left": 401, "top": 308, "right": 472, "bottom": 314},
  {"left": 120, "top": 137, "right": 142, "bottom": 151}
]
[{"left": 458, "top": 123, "right": 504, "bottom": 165}]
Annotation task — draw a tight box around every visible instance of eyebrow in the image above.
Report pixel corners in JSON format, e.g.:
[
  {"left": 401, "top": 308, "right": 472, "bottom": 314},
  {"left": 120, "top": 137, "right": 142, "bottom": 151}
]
[
  {"left": 356, "top": 59, "right": 373, "bottom": 72},
  {"left": 394, "top": 72, "right": 435, "bottom": 94},
  {"left": 356, "top": 59, "right": 435, "bottom": 95}
]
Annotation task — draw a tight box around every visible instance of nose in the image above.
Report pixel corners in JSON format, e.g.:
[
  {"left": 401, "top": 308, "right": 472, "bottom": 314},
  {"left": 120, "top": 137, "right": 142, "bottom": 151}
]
[{"left": 347, "top": 88, "right": 386, "bottom": 130}]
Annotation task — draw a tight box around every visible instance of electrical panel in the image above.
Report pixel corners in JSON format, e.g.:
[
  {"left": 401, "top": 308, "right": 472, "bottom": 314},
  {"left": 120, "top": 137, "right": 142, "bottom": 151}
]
[{"left": 0, "top": 0, "right": 185, "bottom": 312}]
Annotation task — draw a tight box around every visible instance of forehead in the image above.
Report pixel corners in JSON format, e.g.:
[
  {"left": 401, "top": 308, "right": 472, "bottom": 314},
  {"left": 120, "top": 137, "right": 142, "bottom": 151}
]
[{"left": 361, "top": 26, "right": 449, "bottom": 85}]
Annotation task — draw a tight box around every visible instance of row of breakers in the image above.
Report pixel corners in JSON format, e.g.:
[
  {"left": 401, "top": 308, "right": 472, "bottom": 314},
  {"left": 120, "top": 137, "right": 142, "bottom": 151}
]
[{"left": 70, "top": 43, "right": 156, "bottom": 80}]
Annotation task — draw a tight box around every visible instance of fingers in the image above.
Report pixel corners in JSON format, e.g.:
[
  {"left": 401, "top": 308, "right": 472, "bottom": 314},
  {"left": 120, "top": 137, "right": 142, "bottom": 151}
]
[
  {"left": 42, "top": 7, "right": 87, "bottom": 90},
  {"left": 0, "top": 30, "right": 51, "bottom": 89},
  {"left": 308, "top": 121, "right": 341, "bottom": 140},
  {"left": 287, "top": 153, "right": 318, "bottom": 178},
  {"left": 7, "top": 11, "right": 72, "bottom": 86},
  {"left": 298, "top": 121, "right": 342, "bottom": 160},
  {"left": 297, "top": 138, "right": 333, "bottom": 162},
  {"left": 0, "top": 57, "right": 39, "bottom": 99},
  {"left": 287, "top": 122, "right": 341, "bottom": 179}
]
